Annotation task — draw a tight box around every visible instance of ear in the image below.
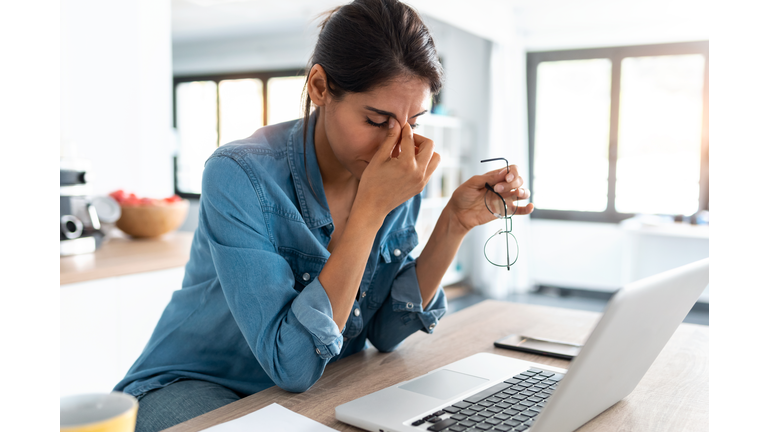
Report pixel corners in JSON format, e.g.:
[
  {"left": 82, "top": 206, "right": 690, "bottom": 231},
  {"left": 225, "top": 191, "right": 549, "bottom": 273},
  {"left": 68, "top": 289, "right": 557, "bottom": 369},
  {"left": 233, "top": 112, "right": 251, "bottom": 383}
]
[{"left": 307, "top": 64, "right": 330, "bottom": 107}]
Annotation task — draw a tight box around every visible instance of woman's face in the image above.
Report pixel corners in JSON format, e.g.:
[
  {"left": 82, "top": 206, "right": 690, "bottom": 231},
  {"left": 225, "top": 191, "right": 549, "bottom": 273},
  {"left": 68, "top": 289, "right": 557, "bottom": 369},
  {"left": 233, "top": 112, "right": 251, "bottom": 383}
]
[{"left": 320, "top": 75, "right": 432, "bottom": 181}]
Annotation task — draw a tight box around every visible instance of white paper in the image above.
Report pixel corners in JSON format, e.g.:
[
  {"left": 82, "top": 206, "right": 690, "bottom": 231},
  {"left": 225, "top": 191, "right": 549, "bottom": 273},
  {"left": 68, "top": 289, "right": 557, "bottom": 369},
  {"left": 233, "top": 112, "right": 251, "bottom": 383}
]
[{"left": 201, "top": 403, "right": 338, "bottom": 432}]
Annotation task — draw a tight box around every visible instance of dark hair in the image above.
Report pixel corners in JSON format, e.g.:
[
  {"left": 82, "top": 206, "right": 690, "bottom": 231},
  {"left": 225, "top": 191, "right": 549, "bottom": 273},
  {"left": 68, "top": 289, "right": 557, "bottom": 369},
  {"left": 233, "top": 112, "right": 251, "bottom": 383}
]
[{"left": 300, "top": 0, "right": 445, "bottom": 197}]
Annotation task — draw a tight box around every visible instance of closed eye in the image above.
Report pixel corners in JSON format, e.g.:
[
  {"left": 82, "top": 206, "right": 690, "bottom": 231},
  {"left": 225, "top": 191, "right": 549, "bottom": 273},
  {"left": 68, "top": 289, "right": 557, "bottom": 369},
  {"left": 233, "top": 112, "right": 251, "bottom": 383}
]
[{"left": 365, "top": 117, "right": 419, "bottom": 130}]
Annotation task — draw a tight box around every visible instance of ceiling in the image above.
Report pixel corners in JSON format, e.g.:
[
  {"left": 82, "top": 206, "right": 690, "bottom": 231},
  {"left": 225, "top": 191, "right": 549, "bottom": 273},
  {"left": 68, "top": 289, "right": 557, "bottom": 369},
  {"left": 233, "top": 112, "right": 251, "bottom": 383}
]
[
  {"left": 172, "top": 0, "right": 347, "bottom": 42},
  {"left": 172, "top": 0, "right": 708, "bottom": 48}
]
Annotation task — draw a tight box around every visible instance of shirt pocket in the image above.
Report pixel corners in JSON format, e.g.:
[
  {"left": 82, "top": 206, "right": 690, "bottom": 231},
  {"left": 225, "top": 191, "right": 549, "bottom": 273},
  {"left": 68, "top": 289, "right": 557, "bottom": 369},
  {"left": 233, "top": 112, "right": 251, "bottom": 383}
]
[
  {"left": 367, "top": 226, "right": 419, "bottom": 308},
  {"left": 379, "top": 226, "right": 419, "bottom": 264},
  {"left": 277, "top": 246, "right": 327, "bottom": 293}
]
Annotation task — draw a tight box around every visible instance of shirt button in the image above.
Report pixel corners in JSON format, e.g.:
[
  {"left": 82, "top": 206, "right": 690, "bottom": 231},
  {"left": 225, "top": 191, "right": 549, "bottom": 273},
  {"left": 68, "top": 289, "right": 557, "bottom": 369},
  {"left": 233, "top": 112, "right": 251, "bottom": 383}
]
[
  {"left": 406, "top": 302, "right": 413, "bottom": 309},
  {"left": 429, "top": 323, "right": 436, "bottom": 330},
  {"left": 302, "top": 273, "right": 310, "bottom": 281},
  {"left": 361, "top": 291, "right": 366, "bottom": 298},
  {"left": 354, "top": 308, "right": 360, "bottom": 317},
  {"left": 316, "top": 348, "right": 321, "bottom": 355},
  {"left": 393, "top": 248, "right": 402, "bottom": 257}
]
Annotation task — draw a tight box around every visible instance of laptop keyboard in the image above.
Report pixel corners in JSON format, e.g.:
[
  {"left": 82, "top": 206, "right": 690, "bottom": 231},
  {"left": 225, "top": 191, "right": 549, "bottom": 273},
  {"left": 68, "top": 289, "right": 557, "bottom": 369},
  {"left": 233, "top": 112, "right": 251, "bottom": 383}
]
[{"left": 409, "top": 368, "right": 564, "bottom": 432}]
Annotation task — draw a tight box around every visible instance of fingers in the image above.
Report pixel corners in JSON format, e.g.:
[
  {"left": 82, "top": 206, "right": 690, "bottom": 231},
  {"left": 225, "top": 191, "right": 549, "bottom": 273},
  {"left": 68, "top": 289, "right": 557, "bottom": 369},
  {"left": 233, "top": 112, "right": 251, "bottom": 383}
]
[
  {"left": 372, "top": 117, "right": 402, "bottom": 162},
  {"left": 412, "top": 132, "right": 428, "bottom": 154},
  {"left": 398, "top": 121, "right": 416, "bottom": 160},
  {"left": 496, "top": 194, "right": 534, "bottom": 217},
  {"left": 488, "top": 166, "right": 523, "bottom": 193},
  {"left": 425, "top": 150, "right": 441, "bottom": 180},
  {"left": 496, "top": 184, "right": 530, "bottom": 200},
  {"left": 401, "top": 123, "right": 437, "bottom": 181},
  {"left": 487, "top": 164, "right": 519, "bottom": 183},
  {"left": 493, "top": 185, "right": 533, "bottom": 216},
  {"left": 514, "top": 202, "right": 535, "bottom": 216},
  {"left": 415, "top": 135, "right": 435, "bottom": 167},
  {"left": 469, "top": 164, "right": 523, "bottom": 192}
]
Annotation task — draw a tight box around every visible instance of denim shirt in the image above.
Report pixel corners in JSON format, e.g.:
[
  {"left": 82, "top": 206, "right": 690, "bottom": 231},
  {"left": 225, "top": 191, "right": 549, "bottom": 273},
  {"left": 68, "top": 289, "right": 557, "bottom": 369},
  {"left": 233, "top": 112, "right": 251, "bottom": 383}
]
[{"left": 114, "top": 110, "right": 447, "bottom": 398}]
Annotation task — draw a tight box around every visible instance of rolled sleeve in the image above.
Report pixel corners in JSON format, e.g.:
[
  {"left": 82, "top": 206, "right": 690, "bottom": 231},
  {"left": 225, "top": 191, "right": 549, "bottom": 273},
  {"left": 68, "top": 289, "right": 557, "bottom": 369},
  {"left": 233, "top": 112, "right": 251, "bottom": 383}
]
[
  {"left": 291, "top": 278, "right": 345, "bottom": 359},
  {"left": 367, "top": 255, "right": 448, "bottom": 353},
  {"left": 390, "top": 258, "right": 448, "bottom": 334}
]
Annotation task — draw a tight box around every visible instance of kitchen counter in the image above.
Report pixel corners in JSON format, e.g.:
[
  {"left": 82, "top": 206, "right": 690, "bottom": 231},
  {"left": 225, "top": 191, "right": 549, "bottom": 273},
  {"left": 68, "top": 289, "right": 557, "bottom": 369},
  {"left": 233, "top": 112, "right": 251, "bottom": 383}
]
[{"left": 60, "top": 230, "right": 194, "bottom": 285}]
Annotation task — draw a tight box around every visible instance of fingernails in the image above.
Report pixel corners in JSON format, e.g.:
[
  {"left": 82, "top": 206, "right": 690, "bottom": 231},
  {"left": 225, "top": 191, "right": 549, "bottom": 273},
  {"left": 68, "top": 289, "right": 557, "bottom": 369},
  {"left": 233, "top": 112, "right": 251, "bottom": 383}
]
[
  {"left": 498, "top": 168, "right": 506, "bottom": 175},
  {"left": 494, "top": 184, "right": 504, "bottom": 193},
  {"left": 507, "top": 175, "right": 514, "bottom": 182},
  {"left": 389, "top": 117, "right": 395, "bottom": 129}
]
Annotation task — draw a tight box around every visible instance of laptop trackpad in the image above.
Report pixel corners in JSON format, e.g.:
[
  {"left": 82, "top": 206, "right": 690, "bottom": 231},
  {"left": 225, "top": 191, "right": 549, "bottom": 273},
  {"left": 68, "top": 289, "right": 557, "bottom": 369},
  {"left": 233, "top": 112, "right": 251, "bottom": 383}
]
[{"left": 399, "top": 369, "right": 489, "bottom": 400}]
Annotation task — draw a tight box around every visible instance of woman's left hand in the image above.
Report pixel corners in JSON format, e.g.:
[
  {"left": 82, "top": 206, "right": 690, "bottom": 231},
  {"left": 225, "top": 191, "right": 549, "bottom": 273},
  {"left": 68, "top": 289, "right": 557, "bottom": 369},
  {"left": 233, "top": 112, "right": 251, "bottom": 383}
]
[{"left": 446, "top": 165, "right": 534, "bottom": 233}]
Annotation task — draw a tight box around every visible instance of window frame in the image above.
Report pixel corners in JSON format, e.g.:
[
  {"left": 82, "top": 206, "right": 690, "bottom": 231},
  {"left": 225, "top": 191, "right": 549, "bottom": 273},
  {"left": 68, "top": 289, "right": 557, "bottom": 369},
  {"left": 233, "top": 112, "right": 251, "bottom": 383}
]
[
  {"left": 526, "top": 41, "right": 709, "bottom": 223},
  {"left": 172, "top": 68, "right": 307, "bottom": 199}
]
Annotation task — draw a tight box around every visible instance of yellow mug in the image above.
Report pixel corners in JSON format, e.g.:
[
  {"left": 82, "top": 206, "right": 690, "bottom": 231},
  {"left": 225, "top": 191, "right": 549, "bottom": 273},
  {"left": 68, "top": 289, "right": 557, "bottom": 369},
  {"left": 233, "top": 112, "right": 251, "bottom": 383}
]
[{"left": 60, "top": 392, "right": 138, "bottom": 432}]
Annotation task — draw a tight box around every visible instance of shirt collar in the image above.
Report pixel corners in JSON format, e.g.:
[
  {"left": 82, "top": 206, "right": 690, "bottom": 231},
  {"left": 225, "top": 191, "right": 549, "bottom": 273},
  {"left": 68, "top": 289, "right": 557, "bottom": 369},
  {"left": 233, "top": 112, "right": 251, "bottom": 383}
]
[{"left": 287, "top": 109, "right": 334, "bottom": 230}]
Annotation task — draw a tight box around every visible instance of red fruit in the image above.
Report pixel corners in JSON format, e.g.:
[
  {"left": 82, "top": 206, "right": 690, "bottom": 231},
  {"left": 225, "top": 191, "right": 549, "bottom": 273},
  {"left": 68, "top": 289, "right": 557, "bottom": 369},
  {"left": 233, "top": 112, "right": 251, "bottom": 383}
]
[
  {"left": 109, "top": 190, "right": 125, "bottom": 203},
  {"left": 113, "top": 190, "right": 180, "bottom": 206},
  {"left": 123, "top": 196, "right": 140, "bottom": 206}
]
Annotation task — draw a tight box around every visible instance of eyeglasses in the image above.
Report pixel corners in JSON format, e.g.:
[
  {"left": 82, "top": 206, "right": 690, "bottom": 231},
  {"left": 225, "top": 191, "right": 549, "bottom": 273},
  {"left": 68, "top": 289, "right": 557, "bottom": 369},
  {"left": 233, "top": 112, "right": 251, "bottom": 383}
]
[{"left": 480, "top": 157, "right": 519, "bottom": 271}]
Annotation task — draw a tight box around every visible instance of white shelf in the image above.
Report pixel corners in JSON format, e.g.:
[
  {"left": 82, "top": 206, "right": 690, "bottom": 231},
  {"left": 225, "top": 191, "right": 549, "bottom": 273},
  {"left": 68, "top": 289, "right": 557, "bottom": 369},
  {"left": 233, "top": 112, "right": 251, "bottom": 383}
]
[
  {"left": 413, "top": 114, "right": 468, "bottom": 287},
  {"left": 621, "top": 222, "right": 709, "bottom": 239}
]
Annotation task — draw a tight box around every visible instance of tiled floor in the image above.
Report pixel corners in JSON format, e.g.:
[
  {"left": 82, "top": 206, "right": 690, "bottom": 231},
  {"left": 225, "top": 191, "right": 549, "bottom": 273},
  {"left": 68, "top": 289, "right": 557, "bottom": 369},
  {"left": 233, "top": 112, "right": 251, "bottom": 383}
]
[{"left": 445, "top": 286, "right": 709, "bottom": 326}]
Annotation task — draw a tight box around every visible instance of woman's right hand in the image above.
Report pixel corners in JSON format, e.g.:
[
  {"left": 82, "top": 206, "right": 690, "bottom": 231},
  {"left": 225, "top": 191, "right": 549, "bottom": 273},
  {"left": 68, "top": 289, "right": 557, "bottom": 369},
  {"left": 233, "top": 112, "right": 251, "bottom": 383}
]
[{"left": 354, "top": 117, "right": 441, "bottom": 220}]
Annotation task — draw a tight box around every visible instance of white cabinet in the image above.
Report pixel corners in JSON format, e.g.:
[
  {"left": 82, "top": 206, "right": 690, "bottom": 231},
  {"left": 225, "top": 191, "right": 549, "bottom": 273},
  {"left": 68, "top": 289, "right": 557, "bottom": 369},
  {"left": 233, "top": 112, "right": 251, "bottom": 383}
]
[
  {"left": 60, "top": 267, "right": 184, "bottom": 397},
  {"left": 620, "top": 223, "right": 709, "bottom": 302},
  {"left": 529, "top": 219, "right": 709, "bottom": 303},
  {"left": 60, "top": 276, "right": 121, "bottom": 396}
]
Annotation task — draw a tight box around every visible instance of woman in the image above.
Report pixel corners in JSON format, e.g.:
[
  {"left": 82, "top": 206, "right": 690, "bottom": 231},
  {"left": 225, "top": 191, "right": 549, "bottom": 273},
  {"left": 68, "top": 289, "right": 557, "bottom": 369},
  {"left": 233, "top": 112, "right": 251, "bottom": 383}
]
[{"left": 115, "top": 0, "right": 533, "bottom": 430}]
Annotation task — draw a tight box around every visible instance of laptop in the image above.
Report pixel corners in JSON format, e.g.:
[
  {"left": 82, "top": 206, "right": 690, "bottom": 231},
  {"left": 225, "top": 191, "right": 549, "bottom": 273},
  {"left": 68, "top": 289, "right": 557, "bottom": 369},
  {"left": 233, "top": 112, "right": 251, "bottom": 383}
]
[{"left": 336, "top": 258, "right": 709, "bottom": 432}]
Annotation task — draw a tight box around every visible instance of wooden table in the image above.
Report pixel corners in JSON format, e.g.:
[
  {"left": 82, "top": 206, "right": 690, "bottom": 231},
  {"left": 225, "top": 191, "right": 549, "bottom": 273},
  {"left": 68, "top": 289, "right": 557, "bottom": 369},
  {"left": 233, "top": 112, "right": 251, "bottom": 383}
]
[
  {"left": 167, "top": 300, "right": 708, "bottom": 432},
  {"left": 60, "top": 230, "right": 194, "bottom": 285}
]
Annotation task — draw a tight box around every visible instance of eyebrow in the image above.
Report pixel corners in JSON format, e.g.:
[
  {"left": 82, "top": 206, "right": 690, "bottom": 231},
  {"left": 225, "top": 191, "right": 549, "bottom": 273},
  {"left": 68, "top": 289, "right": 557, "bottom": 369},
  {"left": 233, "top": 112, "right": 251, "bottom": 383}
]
[{"left": 364, "top": 106, "right": 429, "bottom": 120}]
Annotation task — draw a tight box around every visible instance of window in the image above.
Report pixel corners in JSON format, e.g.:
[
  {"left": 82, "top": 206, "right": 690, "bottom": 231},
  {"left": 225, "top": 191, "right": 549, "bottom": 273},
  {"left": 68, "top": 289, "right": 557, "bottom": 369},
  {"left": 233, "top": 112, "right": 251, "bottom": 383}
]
[
  {"left": 527, "top": 42, "right": 708, "bottom": 223},
  {"left": 173, "top": 69, "right": 307, "bottom": 196}
]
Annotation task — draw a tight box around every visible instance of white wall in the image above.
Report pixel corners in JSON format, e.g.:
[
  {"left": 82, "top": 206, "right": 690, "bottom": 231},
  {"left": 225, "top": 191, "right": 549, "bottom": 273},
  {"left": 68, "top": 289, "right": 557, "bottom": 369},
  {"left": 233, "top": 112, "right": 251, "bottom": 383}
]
[
  {"left": 173, "top": 29, "right": 316, "bottom": 76},
  {"left": 514, "top": 0, "right": 709, "bottom": 51},
  {"left": 61, "top": 0, "right": 174, "bottom": 198}
]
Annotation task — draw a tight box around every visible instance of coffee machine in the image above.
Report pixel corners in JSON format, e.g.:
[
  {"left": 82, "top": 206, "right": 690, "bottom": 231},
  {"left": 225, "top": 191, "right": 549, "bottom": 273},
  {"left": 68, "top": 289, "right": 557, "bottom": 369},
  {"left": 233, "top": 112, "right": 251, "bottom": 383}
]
[{"left": 60, "top": 160, "right": 105, "bottom": 256}]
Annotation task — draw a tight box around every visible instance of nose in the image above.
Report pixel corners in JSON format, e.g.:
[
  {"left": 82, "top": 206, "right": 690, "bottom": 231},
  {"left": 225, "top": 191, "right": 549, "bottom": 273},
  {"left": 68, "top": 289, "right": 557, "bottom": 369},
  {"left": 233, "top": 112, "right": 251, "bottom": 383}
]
[{"left": 391, "top": 117, "right": 411, "bottom": 132}]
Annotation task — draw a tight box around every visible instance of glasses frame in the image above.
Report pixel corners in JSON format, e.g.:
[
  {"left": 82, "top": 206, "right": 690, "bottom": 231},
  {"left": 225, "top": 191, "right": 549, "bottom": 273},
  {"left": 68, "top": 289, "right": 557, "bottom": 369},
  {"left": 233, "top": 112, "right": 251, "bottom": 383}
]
[{"left": 480, "top": 157, "right": 519, "bottom": 271}]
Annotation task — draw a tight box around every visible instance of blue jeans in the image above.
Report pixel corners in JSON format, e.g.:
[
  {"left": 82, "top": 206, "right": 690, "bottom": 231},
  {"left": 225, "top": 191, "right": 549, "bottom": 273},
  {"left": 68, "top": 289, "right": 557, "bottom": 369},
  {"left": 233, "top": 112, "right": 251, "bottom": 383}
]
[{"left": 134, "top": 379, "right": 242, "bottom": 432}]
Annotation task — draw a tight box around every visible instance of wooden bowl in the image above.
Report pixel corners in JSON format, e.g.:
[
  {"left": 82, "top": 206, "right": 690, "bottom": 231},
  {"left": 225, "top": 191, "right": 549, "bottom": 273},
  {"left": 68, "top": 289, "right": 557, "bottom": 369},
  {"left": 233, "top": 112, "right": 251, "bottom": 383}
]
[{"left": 116, "top": 199, "right": 190, "bottom": 238}]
